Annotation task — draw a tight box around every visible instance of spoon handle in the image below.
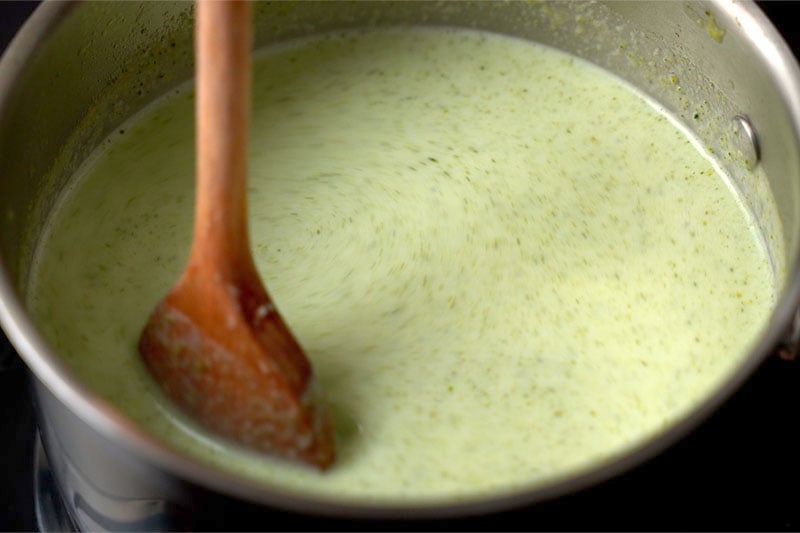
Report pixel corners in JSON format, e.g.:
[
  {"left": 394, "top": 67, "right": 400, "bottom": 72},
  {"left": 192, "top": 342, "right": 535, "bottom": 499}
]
[{"left": 191, "top": 0, "right": 254, "bottom": 278}]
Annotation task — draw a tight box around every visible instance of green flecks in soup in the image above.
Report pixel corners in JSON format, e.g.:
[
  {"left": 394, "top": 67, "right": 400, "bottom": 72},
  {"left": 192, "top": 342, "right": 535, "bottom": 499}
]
[{"left": 28, "top": 28, "right": 778, "bottom": 502}]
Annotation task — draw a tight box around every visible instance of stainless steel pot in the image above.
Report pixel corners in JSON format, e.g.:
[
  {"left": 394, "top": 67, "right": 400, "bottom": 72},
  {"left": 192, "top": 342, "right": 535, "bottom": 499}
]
[{"left": 2, "top": 1, "right": 800, "bottom": 529}]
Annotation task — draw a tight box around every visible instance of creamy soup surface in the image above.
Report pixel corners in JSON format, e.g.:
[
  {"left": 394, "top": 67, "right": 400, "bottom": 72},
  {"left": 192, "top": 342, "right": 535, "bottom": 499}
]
[{"left": 28, "top": 28, "right": 778, "bottom": 502}]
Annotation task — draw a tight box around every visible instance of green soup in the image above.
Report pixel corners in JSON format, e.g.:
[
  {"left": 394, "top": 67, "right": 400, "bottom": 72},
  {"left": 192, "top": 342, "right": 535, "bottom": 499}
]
[{"left": 27, "top": 28, "right": 779, "bottom": 502}]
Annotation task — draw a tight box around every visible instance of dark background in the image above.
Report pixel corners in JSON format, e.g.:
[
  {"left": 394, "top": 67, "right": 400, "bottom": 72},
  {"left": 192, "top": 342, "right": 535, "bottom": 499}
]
[{"left": 2, "top": 1, "right": 800, "bottom": 531}]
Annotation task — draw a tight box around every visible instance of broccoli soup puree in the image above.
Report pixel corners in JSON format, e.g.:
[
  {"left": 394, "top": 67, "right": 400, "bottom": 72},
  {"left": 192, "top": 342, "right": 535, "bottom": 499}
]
[{"left": 28, "top": 28, "right": 779, "bottom": 501}]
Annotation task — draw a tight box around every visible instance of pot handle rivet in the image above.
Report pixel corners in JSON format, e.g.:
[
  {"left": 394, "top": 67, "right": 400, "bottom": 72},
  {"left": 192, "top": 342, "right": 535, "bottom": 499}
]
[
  {"left": 732, "top": 114, "right": 761, "bottom": 168},
  {"left": 776, "top": 308, "right": 800, "bottom": 361}
]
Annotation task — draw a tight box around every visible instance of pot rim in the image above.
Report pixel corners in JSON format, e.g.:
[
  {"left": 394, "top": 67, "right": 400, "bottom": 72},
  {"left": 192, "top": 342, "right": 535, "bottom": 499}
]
[{"left": 2, "top": 0, "right": 800, "bottom": 519}]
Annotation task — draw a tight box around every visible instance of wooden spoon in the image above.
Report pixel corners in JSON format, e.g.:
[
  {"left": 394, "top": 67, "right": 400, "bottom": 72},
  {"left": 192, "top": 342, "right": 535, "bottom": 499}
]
[{"left": 137, "top": 0, "right": 335, "bottom": 470}]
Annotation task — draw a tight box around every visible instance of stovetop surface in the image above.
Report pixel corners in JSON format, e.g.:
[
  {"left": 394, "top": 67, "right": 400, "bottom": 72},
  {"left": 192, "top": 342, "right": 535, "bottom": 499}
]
[{"left": 3, "top": 1, "right": 800, "bottom": 530}]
